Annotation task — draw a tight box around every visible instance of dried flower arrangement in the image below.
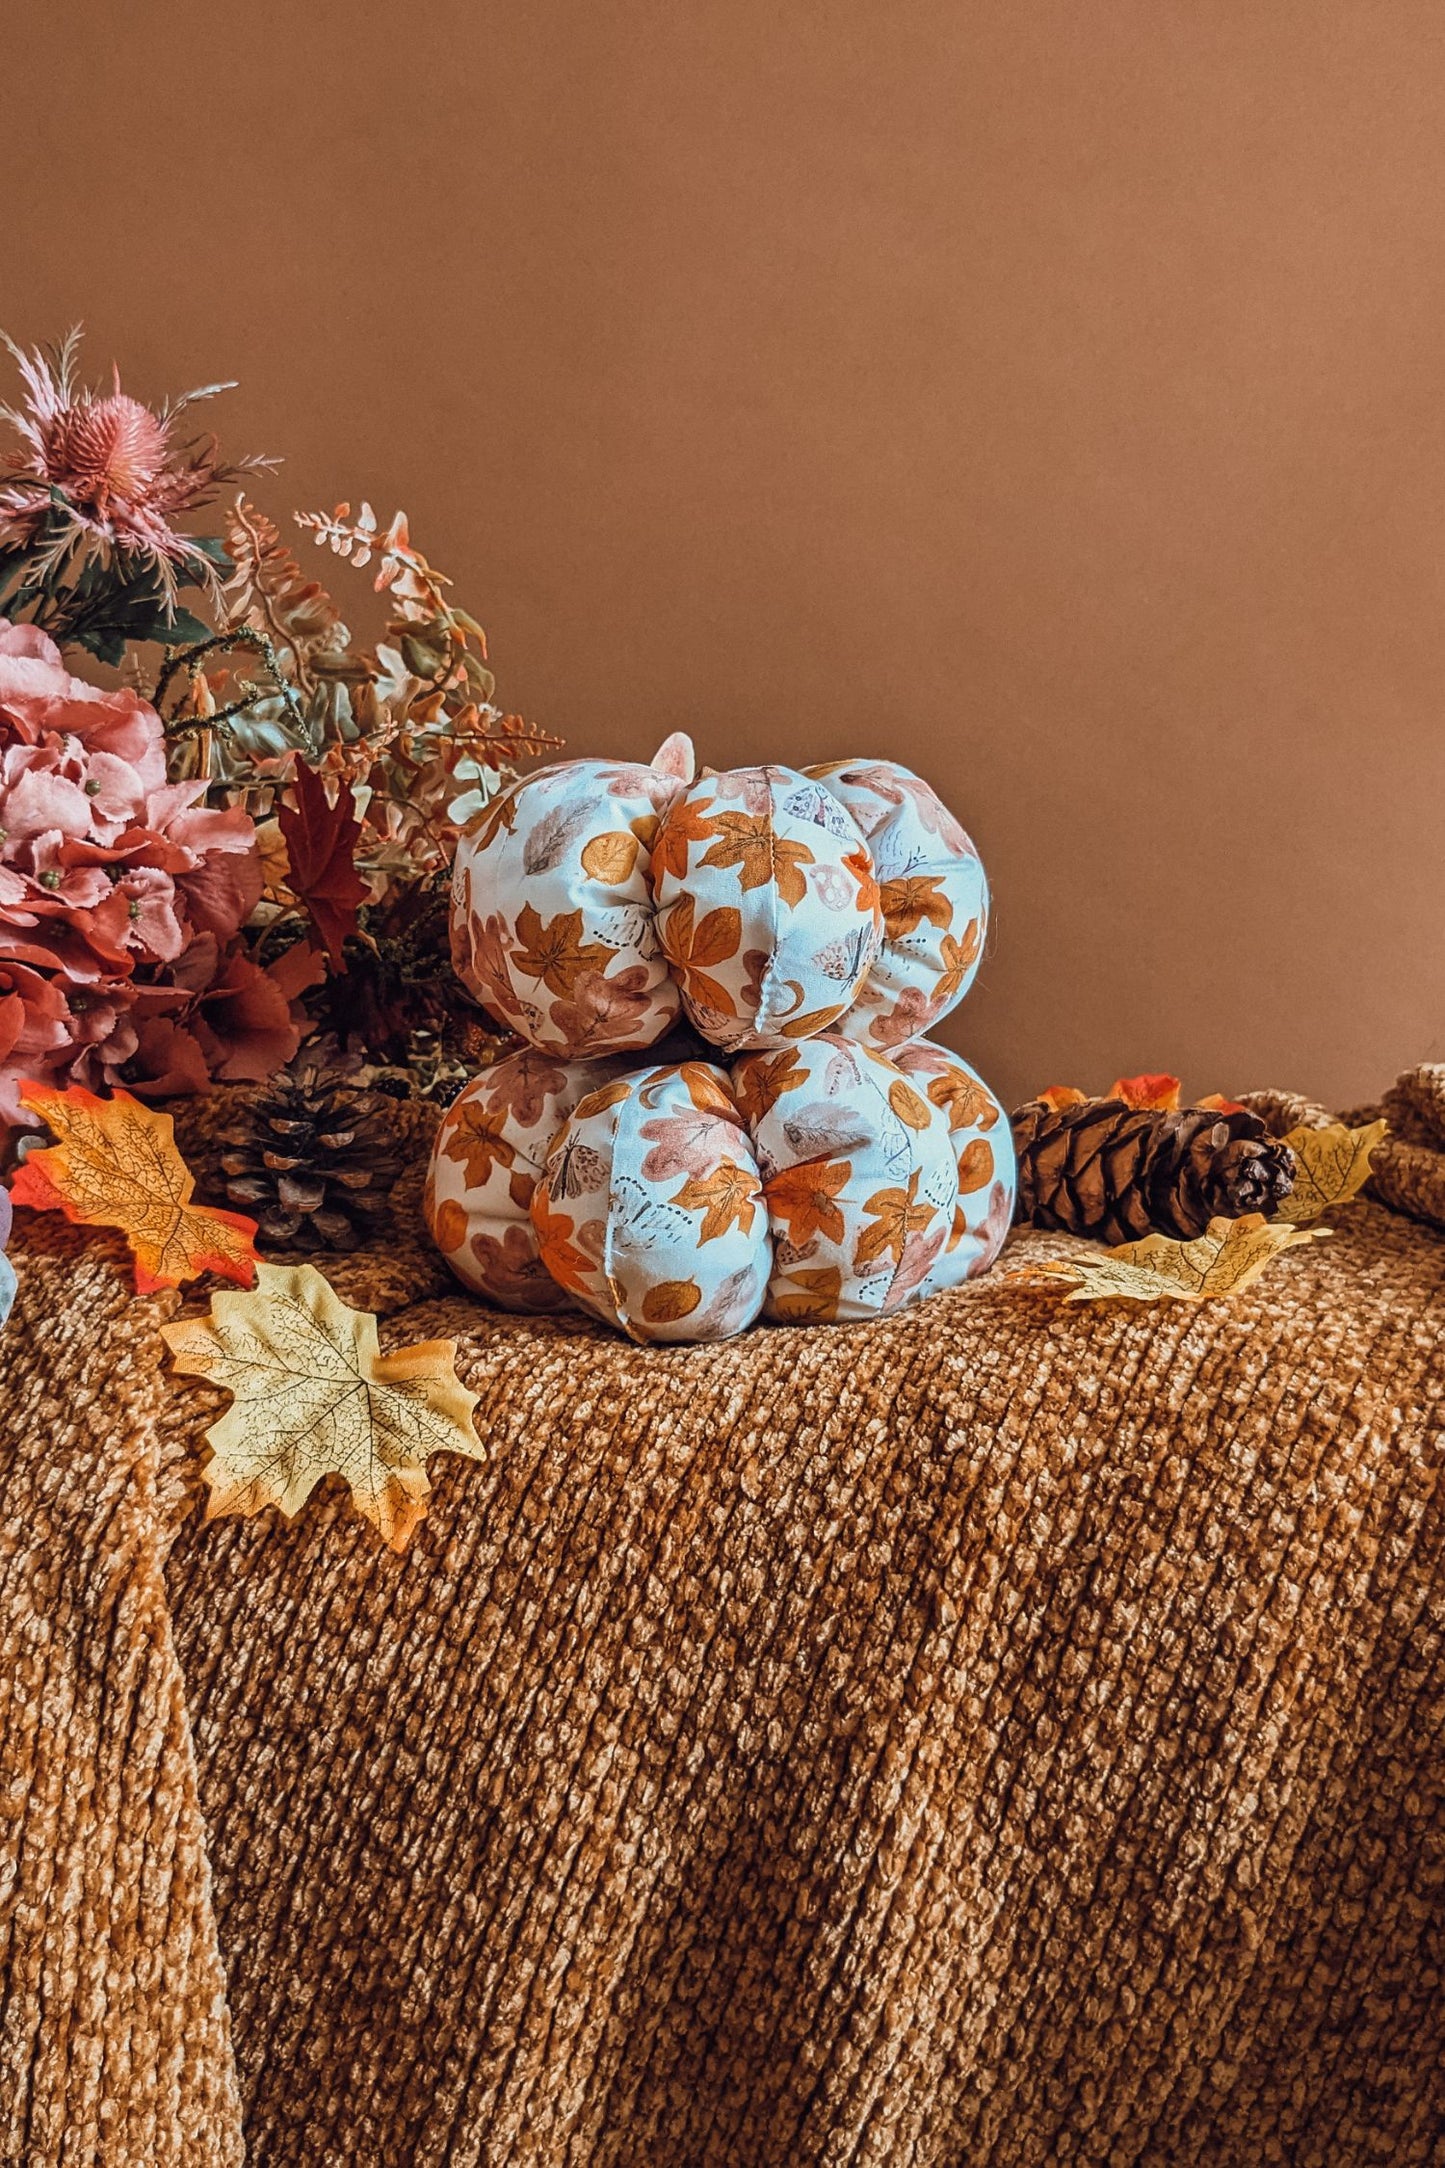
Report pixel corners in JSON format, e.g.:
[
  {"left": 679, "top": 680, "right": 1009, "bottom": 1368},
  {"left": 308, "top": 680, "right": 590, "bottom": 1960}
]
[{"left": 0, "top": 328, "right": 559, "bottom": 1133}]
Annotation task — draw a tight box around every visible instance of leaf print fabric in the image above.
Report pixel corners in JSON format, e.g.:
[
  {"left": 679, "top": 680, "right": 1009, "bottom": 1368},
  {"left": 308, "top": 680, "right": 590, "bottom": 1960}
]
[
  {"left": 652, "top": 765, "right": 882, "bottom": 1053},
  {"left": 425, "top": 1048, "right": 631, "bottom": 1309},
  {"left": 530, "top": 1062, "right": 771, "bottom": 1344},
  {"left": 806, "top": 758, "right": 988, "bottom": 1049},
  {"left": 449, "top": 739, "right": 693, "bottom": 1056},
  {"left": 735, "top": 1033, "right": 960, "bottom": 1324},
  {"left": 437, "top": 731, "right": 1016, "bottom": 1337},
  {"left": 893, "top": 1037, "right": 1017, "bottom": 1293}
]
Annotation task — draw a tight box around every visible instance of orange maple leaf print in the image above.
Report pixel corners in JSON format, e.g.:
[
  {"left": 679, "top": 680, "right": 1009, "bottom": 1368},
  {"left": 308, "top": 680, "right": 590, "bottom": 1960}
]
[
  {"left": 763, "top": 1158, "right": 851, "bottom": 1246},
  {"left": 530, "top": 1189, "right": 594, "bottom": 1297},
  {"left": 652, "top": 794, "right": 720, "bottom": 884},
  {"left": 879, "top": 874, "right": 951, "bottom": 938},
  {"left": 672, "top": 1159, "right": 760, "bottom": 1242},
  {"left": 700, "top": 813, "right": 815, "bottom": 905},
  {"left": 925, "top": 1068, "right": 1001, "bottom": 1132},
  {"left": 855, "top": 1168, "right": 935, "bottom": 1269},
  {"left": 10, "top": 1082, "right": 258, "bottom": 1294},
  {"left": 933, "top": 917, "right": 983, "bottom": 1005},
  {"left": 732, "top": 1048, "right": 806, "bottom": 1125},
  {"left": 512, "top": 903, "right": 616, "bottom": 997},
  {"left": 441, "top": 1100, "right": 517, "bottom": 1187},
  {"left": 660, "top": 894, "right": 741, "bottom": 1017}
]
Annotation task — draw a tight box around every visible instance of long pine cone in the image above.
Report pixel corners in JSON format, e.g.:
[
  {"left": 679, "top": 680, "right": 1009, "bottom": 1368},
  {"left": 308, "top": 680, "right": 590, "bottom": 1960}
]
[{"left": 1012, "top": 1096, "right": 1297, "bottom": 1244}]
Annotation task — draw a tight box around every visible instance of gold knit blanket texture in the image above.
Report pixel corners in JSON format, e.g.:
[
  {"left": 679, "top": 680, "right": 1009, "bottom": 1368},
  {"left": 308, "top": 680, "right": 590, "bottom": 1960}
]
[{"left": 1, "top": 1070, "right": 1443, "bottom": 2165}]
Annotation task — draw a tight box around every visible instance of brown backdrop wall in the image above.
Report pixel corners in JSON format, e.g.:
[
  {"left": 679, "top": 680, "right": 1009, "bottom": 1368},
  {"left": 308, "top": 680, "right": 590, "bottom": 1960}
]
[{"left": 4, "top": 0, "right": 1442, "bottom": 1109}]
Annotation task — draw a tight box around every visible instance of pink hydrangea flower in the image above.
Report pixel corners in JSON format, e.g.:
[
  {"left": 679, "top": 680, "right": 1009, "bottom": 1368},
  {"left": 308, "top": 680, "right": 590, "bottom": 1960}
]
[{"left": 0, "top": 618, "right": 295, "bottom": 1122}]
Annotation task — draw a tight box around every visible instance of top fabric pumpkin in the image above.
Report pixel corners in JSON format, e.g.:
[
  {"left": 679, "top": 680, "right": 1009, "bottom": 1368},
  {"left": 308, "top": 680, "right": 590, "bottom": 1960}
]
[
  {"left": 450, "top": 741, "right": 986, "bottom": 1060},
  {"left": 450, "top": 734, "right": 694, "bottom": 1057}
]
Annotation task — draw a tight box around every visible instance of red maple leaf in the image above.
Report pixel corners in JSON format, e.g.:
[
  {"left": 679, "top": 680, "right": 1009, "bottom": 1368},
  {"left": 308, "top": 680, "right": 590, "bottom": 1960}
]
[{"left": 278, "top": 761, "right": 367, "bottom": 967}]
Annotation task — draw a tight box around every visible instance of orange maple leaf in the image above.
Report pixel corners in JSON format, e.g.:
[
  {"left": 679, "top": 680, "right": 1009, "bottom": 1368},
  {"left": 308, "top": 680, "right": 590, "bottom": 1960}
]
[
  {"left": 879, "top": 873, "right": 951, "bottom": 938},
  {"left": 11, "top": 1083, "right": 258, "bottom": 1295},
  {"left": 700, "top": 813, "right": 815, "bottom": 905},
  {"left": 512, "top": 903, "right": 616, "bottom": 997},
  {"left": 855, "top": 1168, "right": 935, "bottom": 1268},
  {"left": 1194, "top": 1091, "right": 1249, "bottom": 1116},
  {"left": 672, "top": 1159, "right": 760, "bottom": 1242},
  {"left": 651, "top": 794, "right": 720, "bottom": 884},
  {"left": 1110, "top": 1073, "right": 1182, "bottom": 1111},
  {"left": 763, "top": 1158, "right": 851, "bottom": 1246}
]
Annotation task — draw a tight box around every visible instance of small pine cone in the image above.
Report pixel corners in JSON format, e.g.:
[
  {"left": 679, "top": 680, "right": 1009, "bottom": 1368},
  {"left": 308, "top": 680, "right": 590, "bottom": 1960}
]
[
  {"left": 1012, "top": 1096, "right": 1297, "bottom": 1244},
  {"left": 220, "top": 1059, "right": 403, "bottom": 1253}
]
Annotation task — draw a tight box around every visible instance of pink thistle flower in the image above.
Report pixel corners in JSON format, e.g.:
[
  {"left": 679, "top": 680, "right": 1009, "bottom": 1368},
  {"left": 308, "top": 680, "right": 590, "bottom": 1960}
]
[{"left": 0, "top": 327, "right": 273, "bottom": 607}]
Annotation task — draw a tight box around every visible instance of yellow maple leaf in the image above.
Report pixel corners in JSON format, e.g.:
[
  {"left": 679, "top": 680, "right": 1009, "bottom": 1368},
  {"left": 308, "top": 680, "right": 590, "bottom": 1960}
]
[
  {"left": 11, "top": 1082, "right": 259, "bottom": 1294},
  {"left": 162, "top": 1263, "right": 483, "bottom": 1552},
  {"left": 1016, "top": 1212, "right": 1326, "bottom": 1303},
  {"left": 1273, "top": 1119, "right": 1387, "bottom": 1224}
]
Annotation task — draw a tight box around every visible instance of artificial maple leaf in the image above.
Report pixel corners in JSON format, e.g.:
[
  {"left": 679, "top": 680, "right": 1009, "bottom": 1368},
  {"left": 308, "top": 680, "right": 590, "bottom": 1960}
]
[
  {"left": 879, "top": 874, "right": 951, "bottom": 937},
  {"left": 162, "top": 1263, "right": 482, "bottom": 1552},
  {"left": 856, "top": 1168, "right": 936, "bottom": 1267},
  {"left": 1037, "top": 1084, "right": 1089, "bottom": 1111},
  {"left": 700, "top": 813, "right": 815, "bottom": 904},
  {"left": 763, "top": 1158, "right": 851, "bottom": 1246},
  {"left": 1111, "top": 1073, "right": 1182, "bottom": 1111},
  {"left": 1194, "top": 1092, "right": 1250, "bottom": 1116},
  {"left": 1273, "top": 1119, "right": 1387, "bottom": 1224},
  {"left": 1015, "top": 1213, "right": 1326, "bottom": 1303},
  {"left": 278, "top": 759, "right": 368, "bottom": 967},
  {"left": 11, "top": 1083, "right": 258, "bottom": 1295},
  {"left": 672, "top": 1159, "right": 760, "bottom": 1242},
  {"left": 511, "top": 903, "right": 615, "bottom": 997}
]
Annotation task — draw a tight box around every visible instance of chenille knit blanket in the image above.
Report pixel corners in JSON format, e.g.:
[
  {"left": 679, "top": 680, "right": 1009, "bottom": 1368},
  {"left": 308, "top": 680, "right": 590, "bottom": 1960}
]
[{"left": 1, "top": 1074, "right": 1443, "bottom": 2168}]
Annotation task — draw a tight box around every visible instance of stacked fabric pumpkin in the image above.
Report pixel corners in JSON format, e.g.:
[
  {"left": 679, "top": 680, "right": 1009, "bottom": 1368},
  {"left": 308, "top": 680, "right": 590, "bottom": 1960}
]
[{"left": 426, "top": 734, "right": 1015, "bottom": 1342}]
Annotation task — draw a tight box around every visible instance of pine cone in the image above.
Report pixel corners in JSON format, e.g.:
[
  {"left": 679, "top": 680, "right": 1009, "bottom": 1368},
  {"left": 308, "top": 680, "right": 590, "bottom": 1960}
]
[
  {"left": 220, "top": 1059, "right": 403, "bottom": 1252},
  {"left": 1012, "top": 1096, "right": 1297, "bottom": 1243}
]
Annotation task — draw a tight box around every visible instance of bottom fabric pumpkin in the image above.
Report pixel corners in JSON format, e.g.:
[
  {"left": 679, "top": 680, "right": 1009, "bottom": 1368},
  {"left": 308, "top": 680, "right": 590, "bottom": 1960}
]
[{"left": 425, "top": 1035, "right": 1015, "bottom": 1343}]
